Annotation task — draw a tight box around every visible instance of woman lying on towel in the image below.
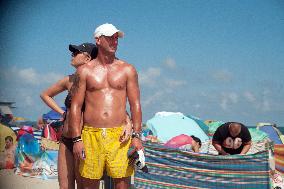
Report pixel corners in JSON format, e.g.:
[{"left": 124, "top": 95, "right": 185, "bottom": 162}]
[{"left": 164, "top": 134, "right": 202, "bottom": 153}]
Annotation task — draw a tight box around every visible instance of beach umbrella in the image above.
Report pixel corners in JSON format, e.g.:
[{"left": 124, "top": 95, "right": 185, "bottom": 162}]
[
  {"left": 42, "top": 107, "right": 66, "bottom": 122},
  {"left": 206, "top": 120, "right": 225, "bottom": 136},
  {"left": 257, "top": 125, "right": 283, "bottom": 144},
  {"left": 0, "top": 123, "right": 17, "bottom": 151},
  {"left": 186, "top": 115, "right": 209, "bottom": 135},
  {"left": 146, "top": 112, "right": 209, "bottom": 143}
]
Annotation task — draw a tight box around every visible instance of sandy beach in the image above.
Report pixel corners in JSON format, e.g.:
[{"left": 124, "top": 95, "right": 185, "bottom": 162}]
[{"left": 0, "top": 169, "right": 59, "bottom": 189}]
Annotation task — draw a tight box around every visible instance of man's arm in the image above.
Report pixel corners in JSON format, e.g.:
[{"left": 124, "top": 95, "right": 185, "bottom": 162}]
[
  {"left": 126, "top": 65, "right": 143, "bottom": 150},
  {"left": 212, "top": 128, "right": 229, "bottom": 155},
  {"left": 120, "top": 112, "right": 133, "bottom": 143},
  {"left": 240, "top": 126, "right": 252, "bottom": 155},
  {"left": 240, "top": 141, "right": 252, "bottom": 155},
  {"left": 212, "top": 141, "right": 229, "bottom": 155},
  {"left": 69, "top": 67, "right": 87, "bottom": 159}
]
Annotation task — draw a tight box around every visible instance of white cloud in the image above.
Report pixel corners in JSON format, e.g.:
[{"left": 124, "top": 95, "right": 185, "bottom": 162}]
[
  {"left": 142, "top": 91, "right": 163, "bottom": 107},
  {"left": 164, "top": 57, "right": 176, "bottom": 69},
  {"left": 2, "top": 67, "right": 64, "bottom": 86},
  {"left": 220, "top": 92, "right": 239, "bottom": 110},
  {"left": 165, "top": 79, "right": 187, "bottom": 88},
  {"left": 18, "top": 67, "right": 63, "bottom": 85},
  {"left": 139, "top": 67, "right": 161, "bottom": 87},
  {"left": 259, "top": 89, "right": 271, "bottom": 112},
  {"left": 18, "top": 68, "right": 38, "bottom": 85},
  {"left": 212, "top": 70, "right": 232, "bottom": 82},
  {"left": 0, "top": 67, "right": 65, "bottom": 120},
  {"left": 24, "top": 95, "right": 34, "bottom": 106},
  {"left": 161, "top": 100, "right": 179, "bottom": 110},
  {"left": 220, "top": 98, "right": 228, "bottom": 110},
  {"left": 243, "top": 91, "right": 256, "bottom": 103},
  {"left": 228, "top": 92, "right": 238, "bottom": 103},
  {"left": 262, "top": 99, "right": 271, "bottom": 111},
  {"left": 41, "top": 72, "right": 64, "bottom": 84},
  {"left": 242, "top": 90, "right": 272, "bottom": 112},
  {"left": 194, "top": 104, "right": 201, "bottom": 109}
]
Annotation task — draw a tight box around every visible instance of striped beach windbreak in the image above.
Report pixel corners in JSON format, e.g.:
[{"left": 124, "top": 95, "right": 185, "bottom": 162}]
[
  {"left": 274, "top": 144, "right": 284, "bottom": 174},
  {"left": 135, "top": 143, "right": 270, "bottom": 189}
]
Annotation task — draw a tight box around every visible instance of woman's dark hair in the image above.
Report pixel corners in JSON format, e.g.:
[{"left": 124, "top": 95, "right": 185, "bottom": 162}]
[{"left": 191, "top": 135, "right": 201, "bottom": 147}]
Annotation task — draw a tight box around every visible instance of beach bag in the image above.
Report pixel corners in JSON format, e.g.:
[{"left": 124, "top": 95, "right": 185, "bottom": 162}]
[{"left": 43, "top": 124, "right": 58, "bottom": 141}]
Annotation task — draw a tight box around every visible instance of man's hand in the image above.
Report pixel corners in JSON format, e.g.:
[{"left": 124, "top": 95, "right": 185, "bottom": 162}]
[
  {"left": 73, "top": 141, "right": 85, "bottom": 160},
  {"left": 128, "top": 137, "right": 144, "bottom": 159},
  {"left": 120, "top": 123, "right": 132, "bottom": 143},
  {"left": 130, "top": 137, "right": 144, "bottom": 152},
  {"left": 212, "top": 142, "right": 230, "bottom": 155},
  {"left": 220, "top": 151, "right": 230, "bottom": 155},
  {"left": 239, "top": 142, "right": 252, "bottom": 155}
]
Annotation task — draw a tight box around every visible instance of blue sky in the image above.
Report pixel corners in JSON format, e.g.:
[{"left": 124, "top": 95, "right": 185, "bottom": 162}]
[{"left": 0, "top": 0, "right": 283, "bottom": 126}]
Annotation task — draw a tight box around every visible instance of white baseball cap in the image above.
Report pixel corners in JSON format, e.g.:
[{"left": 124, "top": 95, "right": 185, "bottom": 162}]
[{"left": 94, "top": 23, "right": 124, "bottom": 38}]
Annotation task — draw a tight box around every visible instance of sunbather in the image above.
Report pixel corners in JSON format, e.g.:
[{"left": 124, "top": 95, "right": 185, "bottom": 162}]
[
  {"left": 164, "top": 134, "right": 201, "bottom": 152},
  {"left": 0, "top": 136, "right": 16, "bottom": 169}
]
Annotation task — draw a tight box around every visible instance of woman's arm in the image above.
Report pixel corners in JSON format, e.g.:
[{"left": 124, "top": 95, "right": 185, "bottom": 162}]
[{"left": 40, "top": 76, "right": 69, "bottom": 115}]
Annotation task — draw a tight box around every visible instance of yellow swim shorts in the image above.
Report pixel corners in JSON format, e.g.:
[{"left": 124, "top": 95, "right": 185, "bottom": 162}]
[{"left": 79, "top": 125, "right": 134, "bottom": 179}]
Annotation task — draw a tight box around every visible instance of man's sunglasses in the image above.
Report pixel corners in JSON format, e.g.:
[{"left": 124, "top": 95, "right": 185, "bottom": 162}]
[{"left": 71, "top": 51, "right": 82, "bottom": 57}]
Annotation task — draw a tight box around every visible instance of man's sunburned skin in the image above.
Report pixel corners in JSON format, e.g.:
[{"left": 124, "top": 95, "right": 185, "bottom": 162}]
[{"left": 71, "top": 58, "right": 136, "bottom": 129}]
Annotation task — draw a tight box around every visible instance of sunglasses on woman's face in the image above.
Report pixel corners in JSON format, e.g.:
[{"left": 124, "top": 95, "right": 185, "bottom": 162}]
[{"left": 71, "top": 51, "right": 82, "bottom": 57}]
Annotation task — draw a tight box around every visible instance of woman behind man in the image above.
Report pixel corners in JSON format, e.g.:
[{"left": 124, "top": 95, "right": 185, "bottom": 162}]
[{"left": 41, "top": 43, "right": 132, "bottom": 189}]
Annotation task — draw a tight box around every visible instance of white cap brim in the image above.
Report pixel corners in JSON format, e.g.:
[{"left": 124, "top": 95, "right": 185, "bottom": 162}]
[{"left": 94, "top": 23, "right": 124, "bottom": 38}]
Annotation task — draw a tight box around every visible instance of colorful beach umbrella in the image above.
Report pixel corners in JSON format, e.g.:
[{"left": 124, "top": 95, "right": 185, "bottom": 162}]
[
  {"left": 42, "top": 107, "right": 66, "bottom": 121},
  {"left": 146, "top": 112, "right": 209, "bottom": 143}
]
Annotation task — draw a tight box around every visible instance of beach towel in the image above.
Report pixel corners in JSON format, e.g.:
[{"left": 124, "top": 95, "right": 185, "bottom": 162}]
[
  {"left": 15, "top": 136, "right": 58, "bottom": 180},
  {"left": 15, "top": 150, "right": 58, "bottom": 180}
]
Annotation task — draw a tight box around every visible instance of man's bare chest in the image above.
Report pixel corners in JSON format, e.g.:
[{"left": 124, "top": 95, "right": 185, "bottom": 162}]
[{"left": 86, "top": 67, "right": 127, "bottom": 91}]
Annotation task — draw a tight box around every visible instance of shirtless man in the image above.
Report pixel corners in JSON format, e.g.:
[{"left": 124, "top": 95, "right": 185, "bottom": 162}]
[
  {"left": 0, "top": 136, "right": 16, "bottom": 169},
  {"left": 69, "top": 23, "right": 143, "bottom": 189}
]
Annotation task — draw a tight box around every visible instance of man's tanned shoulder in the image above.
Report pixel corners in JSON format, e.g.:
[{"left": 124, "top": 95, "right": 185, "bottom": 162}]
[
  {"left": 116, "top": 59, "right": 136, "bottom": 71},
  {"left": 76, "top": 62, "right": 93, "bottom": 75}
]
